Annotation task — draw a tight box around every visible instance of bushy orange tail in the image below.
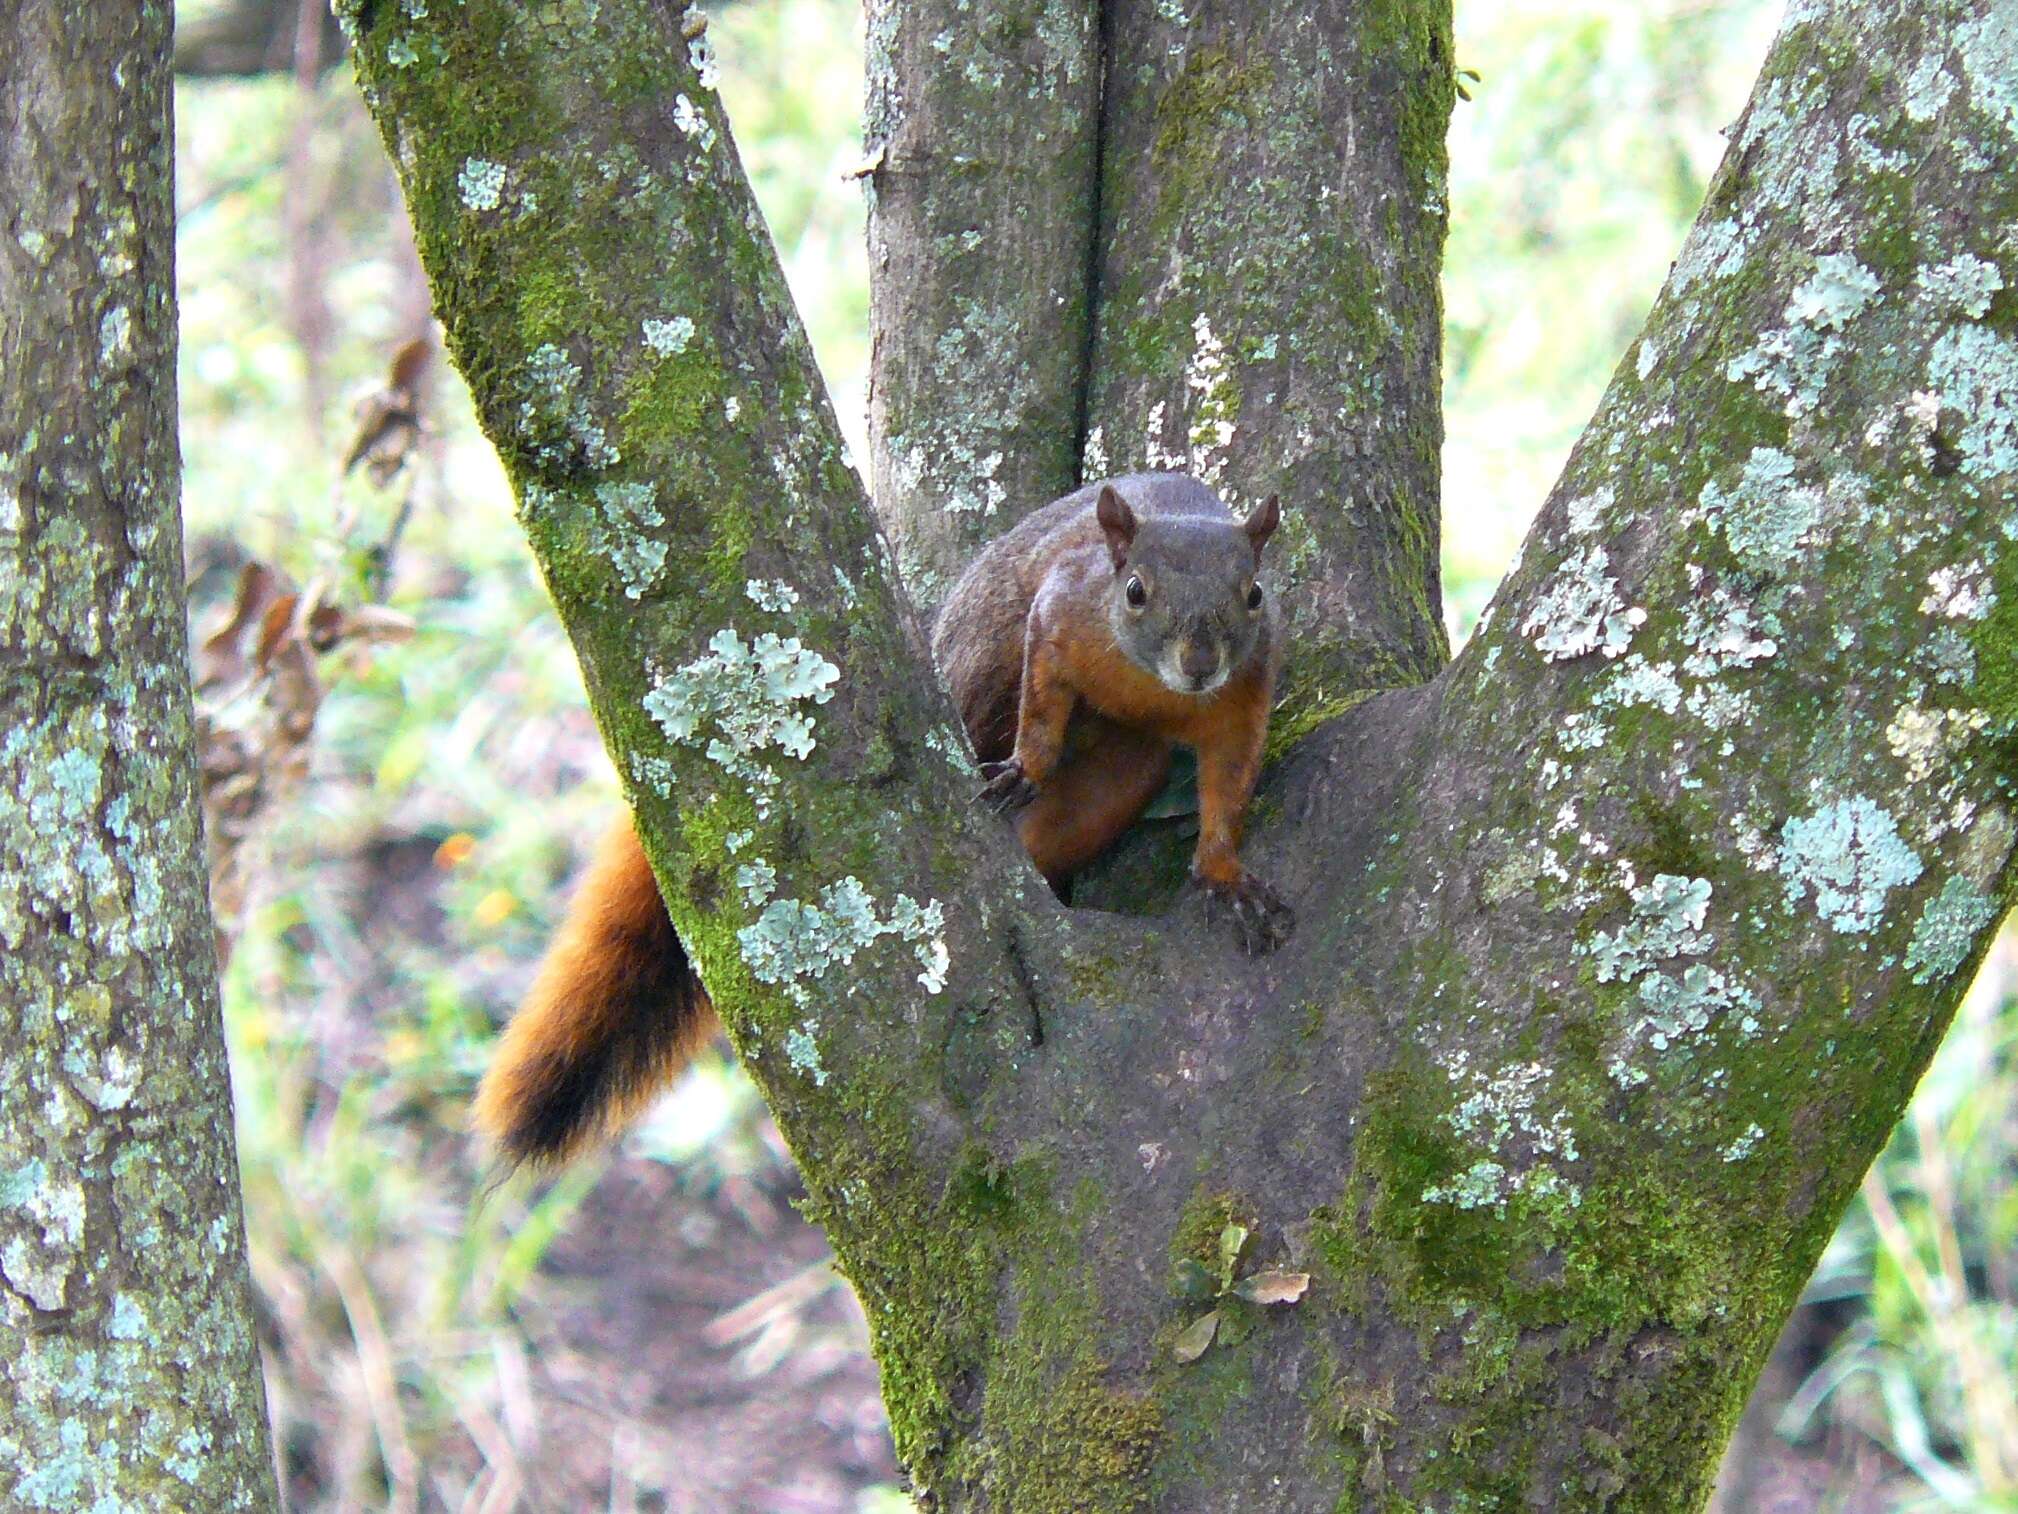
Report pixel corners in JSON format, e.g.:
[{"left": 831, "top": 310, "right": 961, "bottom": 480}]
[{"left": 473, "top": 817, "right": 717, "bottom": 1168}]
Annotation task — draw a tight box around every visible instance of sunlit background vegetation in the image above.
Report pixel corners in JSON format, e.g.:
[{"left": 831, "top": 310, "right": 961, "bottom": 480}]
[{"left": 173, "top": 0, "right": 2018, "bottom": 1507}]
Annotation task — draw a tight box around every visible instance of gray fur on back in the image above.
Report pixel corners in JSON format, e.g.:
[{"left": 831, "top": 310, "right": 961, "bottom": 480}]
[{"left": 929, "top": 473, "right": 1239, "bottom": 760}]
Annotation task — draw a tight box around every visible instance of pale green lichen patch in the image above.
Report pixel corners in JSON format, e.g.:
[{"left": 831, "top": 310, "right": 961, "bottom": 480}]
[
  {"left": 1904, "top": 53, "right": 1956, "bottom": 123},
  {"left": 1917, "top": 253, "right": 2004, "bottom": 318},
  {"left": 642, "top": 629, "right": 840, "bottom": 812},
  {"left": 744, "top": 578, "right": 799, "bottom": 613},
  {"left": 1422, "top": 1158, "right": 1509, "bottom": 1213},
  {"left": 1680, "top": 584, "right": 1780, "bottom": 676},
  {"left": 1670, "top": 215, "right": 1751, "bottom": 295},
  {"left": 1564, "top": 486, "right": 1615, "bottom": 537},
  {"left": 106, "top": 1294, "right": 144, "bottom": 1341},
  {"left": 1585, "top": 874, "right": 1712, "bottom": 983},
  {"left": 1956, "top": 8, "right": 2018, "bottom": 134},
  {"left": 0, "top": 1162, "right": 84, "bottom": 1312},
  {"left": 737, "top": 877, "right": 948, "bottom": 1005},
  {"left": 735, "top": 858, "right": 777, "bottom": 907},
  {"left": 1720, "top": 1124, "right": 1766, "bottom": 1163},
  {"left": 1920, "top": 626, "right": 1977, "bottom": 686},
  {"left": 1590, "top": 658, "right": 1687, "bottom": 718},
  {"left": 641, "top": 315, "right": 696, "bottom": 355},
  {"left": 1777, "top": 797, "right": 1923, "bottom": 934},
  {"left": 97, "top": 306, "right": 130, "bottom": 362},
  {"left": 1418, "top": 1053, "right": 1582, "bottom": 1216},
  {"left": 1924, "top": 325, "right": 2018, "bottom": 482},
  {"left": 784, "top": 1022, "right": 829, "bottom": 1085},
  {"left": 1581, "top": 875, "right": 1765, "bottom": 1085},
  {"left": 590, "top": 479, "right": 665, "bottom": 599},
  {"left": 1518, "top": 545, "right": 1644, "bottom": 662},
  {"left": 1631, "top": 966, "right": 1761, "bottom": 1057},
  {"left": 516, "top": 342, "right": 618, "bottom": 472},
  {"left": 1725, "top": 254, "right": 1879, "bottom": 419},
  {"left": 1699, "top": 447, "right": 1824, "bottom": 572},
  {"left": 1921, "top": 560, "right": 1997, "bottom": 621},
  {"left": 1904, "top": 876, "right": 1999, "bottom": 983},
  {"left": 1785, "top": 252, "right": 1880, "bottom": 331},
  {"left": 456, "top": 155, "right": 506, "bottom": 209}
]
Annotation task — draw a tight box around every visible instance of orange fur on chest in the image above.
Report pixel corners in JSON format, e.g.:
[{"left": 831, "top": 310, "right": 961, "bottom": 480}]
[{"left": 1036, "top": 621, "right": 1264, "bottom": 748}]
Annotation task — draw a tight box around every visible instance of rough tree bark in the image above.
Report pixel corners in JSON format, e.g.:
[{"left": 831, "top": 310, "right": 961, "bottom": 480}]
[
  {"left": 862, "top": 0, "right": 1098, "bottom": 608},
  {"left": 340, "top": 0, "right": 2018, "bottom": 1507},
  {"left": 0, "top": 5, "right": 278, "bottom": 1507}
]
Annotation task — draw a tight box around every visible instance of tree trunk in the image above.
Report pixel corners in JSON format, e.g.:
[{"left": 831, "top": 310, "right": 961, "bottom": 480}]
[
  {"left": 862, "top": 0, "right": 1099, "bottom": 607},
  {"left": 0, "top": 5, "right": 279, "bottom": 1507},
  {"left": 1084, "top": 0, "right": 1454, "bottom": 711},
  {"left": 175, "top": 0, "right": 349, "bottom": 78},
  {"left": 339, "top": 0, "right": 2018, "bottom": 1506}
]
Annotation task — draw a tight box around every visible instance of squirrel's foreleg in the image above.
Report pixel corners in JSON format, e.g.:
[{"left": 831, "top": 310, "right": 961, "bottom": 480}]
[{"left": 1190, "top": 698, "right": 1294, "bottom": 953}]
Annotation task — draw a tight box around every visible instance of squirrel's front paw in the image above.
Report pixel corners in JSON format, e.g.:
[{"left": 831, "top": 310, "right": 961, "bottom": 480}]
[
  {"left": 1198, "top": 871, "right": 1295, "bottom": 955},
  {"left": 976, "top": 758, "right": 1040, "bottom": 813}
]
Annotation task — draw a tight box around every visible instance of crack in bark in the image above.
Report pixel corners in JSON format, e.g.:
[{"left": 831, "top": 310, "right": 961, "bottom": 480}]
[
  {"left": 1069, "top": 0, "right": 1115, "bottom": 485},
  {"left": 1002, "top": 915, "right": 1046, "bottom": 1048}
]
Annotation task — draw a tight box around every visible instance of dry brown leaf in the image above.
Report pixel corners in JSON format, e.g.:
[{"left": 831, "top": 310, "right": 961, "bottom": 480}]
[
  {"left": 1172, "top": 1310, "right": 1220, "bottom": 1364},
  {"left": 342, "top": 337, "right": 431, "bottom": 486},
  {"left": 338, "top": 605, "right": 417, "bottom": 645},
  {"left": 198, "top": 560, "right": 284, "bottom": 689},
  {"left": 253, "top": 592, "right": 302, "bottom": 670},
  {"left": 1231, "top": 1269, "right": 1311, "bottom": 1306}
]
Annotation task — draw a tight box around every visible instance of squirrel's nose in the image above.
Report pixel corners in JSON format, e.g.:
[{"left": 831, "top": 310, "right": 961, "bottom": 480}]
[{"left": 1179, "top": 641, "right": 1218, "bottom": 682}]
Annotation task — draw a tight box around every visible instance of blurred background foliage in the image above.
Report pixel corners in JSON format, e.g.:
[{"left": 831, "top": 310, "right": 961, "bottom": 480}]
[{"left": 170, "top": 0, "right": 2017, "bottom": 1508}]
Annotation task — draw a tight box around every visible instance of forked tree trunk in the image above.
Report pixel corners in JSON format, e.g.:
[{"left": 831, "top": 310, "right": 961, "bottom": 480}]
[
  {"left": 339, "top": 0, "right": 2018, "bottom": 1505},
  {"left": 0, "top": 5, "right": 278, "bottom": 1506}
]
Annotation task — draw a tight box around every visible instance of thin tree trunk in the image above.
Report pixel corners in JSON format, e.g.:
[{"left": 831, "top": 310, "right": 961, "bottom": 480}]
[
  {"left": 1086, "top": 0, "right": 1455, "bottom": 713},
  {"left": 862, "top": 0, "right": 1100, "bottom": 608},
  {"left": 175, "top": 0, "right": 349, "bottom": 78},
  {"left": 0, "top": 6, "right": 279, "bottom": 1507},
  {"left": 339, "top": 0, "right": 2018, "bottom": 1505},
  {"left": 868, "top": 0, "right": 1454, "bottom": 712}
]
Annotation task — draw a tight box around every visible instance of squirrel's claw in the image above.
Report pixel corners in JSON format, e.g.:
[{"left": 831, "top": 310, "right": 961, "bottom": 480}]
[
  {"left": 976, "top": 758, "right": 1039, "bottom": 813},
  {"left": 1198, "top": 872, "right": 1295, "bottom": 956}
]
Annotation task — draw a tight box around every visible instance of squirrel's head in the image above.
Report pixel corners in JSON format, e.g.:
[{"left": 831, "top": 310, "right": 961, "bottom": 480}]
[{"left": 1097, "top": 483, "right": 1280, "bottom": 696}]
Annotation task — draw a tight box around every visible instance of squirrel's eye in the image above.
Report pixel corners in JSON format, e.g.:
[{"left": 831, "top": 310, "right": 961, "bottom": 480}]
[
  {"left": 1125, "top": 576, "right": 1148, "bottom": 608},
  {"left": 1246, "top": 583, "right": 1264, "bottom": 611}
]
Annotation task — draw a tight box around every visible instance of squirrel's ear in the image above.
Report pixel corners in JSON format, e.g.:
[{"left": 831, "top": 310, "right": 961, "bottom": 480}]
[
  {"left": 1244, "top": 494, "right": 1281, "bottom": 557},
  {"left": 1096, "top": 485, "right": 1137, "bottom": 568}
]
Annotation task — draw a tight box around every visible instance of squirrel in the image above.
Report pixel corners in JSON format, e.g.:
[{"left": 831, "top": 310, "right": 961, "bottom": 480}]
[{"left": 474, "top": 471, "right": 1292, "bottom": 1168}]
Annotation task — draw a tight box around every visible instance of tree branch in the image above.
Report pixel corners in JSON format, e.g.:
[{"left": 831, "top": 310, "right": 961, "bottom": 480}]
[
  {"left": 1243, "top": 0, "right": 2018, "bottom": 1497},
  {"left": 1088, "top": 0, "right": 1457, "bottom": 723},
  {"left": 862, "top": 0, "right": 1101, "bottom": 608},
  {"left": 335, "top": 0, "right": 1065, "bottom": 1370}
]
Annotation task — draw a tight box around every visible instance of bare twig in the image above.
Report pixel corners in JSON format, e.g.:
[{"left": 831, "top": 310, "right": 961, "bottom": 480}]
[
  {"left": 284, "top": 0, "right": 335, "bottom": 439},
  {"left": 309, "top": 1226, "right": 423, "bottom": 1514}
]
